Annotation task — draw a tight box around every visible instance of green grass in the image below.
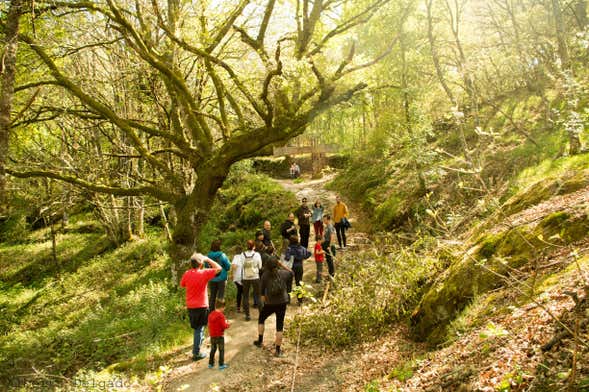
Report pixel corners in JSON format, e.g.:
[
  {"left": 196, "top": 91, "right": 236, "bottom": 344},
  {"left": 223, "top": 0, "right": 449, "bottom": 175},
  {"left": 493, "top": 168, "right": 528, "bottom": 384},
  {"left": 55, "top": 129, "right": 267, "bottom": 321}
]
[
  {"left": 198, "top": 171, "right": 298, "bottom": 251},
  {"left": 0, "top": 230, "right": 187, "bottom": 390},
  {"left": 0, "top": 166, "right": 298, "bottom": 390},
  {"left": 512, "top": 152, "right": 589, "bottom": 191}
]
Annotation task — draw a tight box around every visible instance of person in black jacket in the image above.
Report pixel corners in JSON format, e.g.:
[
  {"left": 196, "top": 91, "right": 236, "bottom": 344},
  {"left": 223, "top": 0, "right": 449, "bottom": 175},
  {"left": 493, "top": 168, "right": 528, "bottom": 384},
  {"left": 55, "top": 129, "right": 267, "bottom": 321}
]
[
  {"left": 280, "top": 213, "right": 297, "bottom": 258},
  {"left": 284, "top": 235, "right": 312, "bottom": 304},
  {"left": 295, "top": 198, "right": 312, "bottom": 248},
  {"left": 253, "top": 256, "right": 293, "bottom": 357}
]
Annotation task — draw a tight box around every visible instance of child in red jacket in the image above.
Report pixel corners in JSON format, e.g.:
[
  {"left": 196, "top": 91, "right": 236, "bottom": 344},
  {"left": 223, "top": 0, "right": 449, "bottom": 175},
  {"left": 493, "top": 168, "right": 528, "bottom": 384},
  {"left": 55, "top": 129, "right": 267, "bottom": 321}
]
[
  {"left": 313, "top": 235, "right": 325, "bottom": 283},
  {"left": 207, "top": 299, "right": 230, "bottom": 369}
]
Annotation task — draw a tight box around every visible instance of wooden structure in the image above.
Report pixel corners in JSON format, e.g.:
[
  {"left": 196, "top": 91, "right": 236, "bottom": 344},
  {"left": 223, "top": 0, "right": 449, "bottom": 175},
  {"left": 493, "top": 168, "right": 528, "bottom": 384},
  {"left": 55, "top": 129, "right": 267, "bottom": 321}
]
[{"left": 273, "top": 144, "right": 340, "bottom": 178}]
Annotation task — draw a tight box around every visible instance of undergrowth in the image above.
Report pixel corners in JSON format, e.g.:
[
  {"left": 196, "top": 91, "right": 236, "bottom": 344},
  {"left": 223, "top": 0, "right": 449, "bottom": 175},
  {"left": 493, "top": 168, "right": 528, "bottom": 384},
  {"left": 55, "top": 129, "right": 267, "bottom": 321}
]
[
  {"left": 0, "top": 233, "right": 187, "bottom": 390},
  {"left": 289, "top": 235, "right": 443, "bottom": 348},
  {"left": 198, "top": 161, "right": 298, "bottom": 251}
]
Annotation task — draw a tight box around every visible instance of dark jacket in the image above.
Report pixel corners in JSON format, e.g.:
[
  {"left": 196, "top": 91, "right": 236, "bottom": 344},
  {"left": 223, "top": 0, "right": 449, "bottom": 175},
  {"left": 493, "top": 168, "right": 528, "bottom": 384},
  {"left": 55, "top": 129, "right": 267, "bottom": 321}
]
[
  {"left": 260, "top": 269, "right": 293, "bottom": 305},
  {"left": 285, "top": 244, "right": 312, "bottom": 266},
  {"left": 280, "top": 220, "right": 296, "bottom": 239},
  {"left": 295, "top": 205, "right": 311, "bottom": 226},
  {"left": 262, "top": 228, "right": 273, "bottom": 247}
]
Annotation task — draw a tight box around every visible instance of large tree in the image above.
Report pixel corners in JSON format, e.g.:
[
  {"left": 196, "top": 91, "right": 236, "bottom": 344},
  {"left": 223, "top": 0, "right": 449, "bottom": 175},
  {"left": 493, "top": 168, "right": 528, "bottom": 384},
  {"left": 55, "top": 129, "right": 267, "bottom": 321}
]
[{"left": 6, "top": 0, "right": 396, "bottom": 269}]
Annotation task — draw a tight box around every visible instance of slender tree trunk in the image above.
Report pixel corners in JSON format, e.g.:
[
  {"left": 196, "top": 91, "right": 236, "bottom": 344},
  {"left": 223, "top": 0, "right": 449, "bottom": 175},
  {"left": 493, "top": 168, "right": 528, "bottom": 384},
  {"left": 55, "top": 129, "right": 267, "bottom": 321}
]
[
  {"left": 135, "top": 197, "right": 145, "bottom": 238},
  {"left": 425, "top": 0, "right": 456, "bottom": 106},
  {"left": 0, "top": 0, "right": 23, "bottom": 212},
  {"left": 575, "top": 1, "right": 588, "bottom": 29},
  {"left": 552, "top": 0, "right": 570, "bottom": 69}
]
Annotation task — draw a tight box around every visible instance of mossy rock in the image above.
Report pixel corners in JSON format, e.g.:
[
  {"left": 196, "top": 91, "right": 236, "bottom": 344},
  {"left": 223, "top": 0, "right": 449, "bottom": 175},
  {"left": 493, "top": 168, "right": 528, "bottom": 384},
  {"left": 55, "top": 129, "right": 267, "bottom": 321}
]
[
  {"left": 410, "top": 209, "right": 589, "bottom": 345},
  {"left": 503, "top": 169, "right": 589, "bottom": 216}
]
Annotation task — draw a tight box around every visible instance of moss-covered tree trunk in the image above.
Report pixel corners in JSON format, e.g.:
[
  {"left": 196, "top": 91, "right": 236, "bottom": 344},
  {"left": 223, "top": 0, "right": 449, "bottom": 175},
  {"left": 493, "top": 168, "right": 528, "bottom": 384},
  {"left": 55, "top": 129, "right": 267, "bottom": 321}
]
[
  {"left": 169, "top": 165, "right": 229, "bottom": 283},
  {"left": 0, "top": 0, "right": 23, "bottom": 212}
]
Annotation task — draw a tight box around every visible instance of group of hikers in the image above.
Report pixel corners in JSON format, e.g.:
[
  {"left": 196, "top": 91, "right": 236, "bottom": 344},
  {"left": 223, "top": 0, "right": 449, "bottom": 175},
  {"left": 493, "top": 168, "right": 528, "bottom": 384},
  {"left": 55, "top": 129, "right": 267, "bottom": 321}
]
[{"left": 179, "top": 195, "right": 350, "bottom": 369}]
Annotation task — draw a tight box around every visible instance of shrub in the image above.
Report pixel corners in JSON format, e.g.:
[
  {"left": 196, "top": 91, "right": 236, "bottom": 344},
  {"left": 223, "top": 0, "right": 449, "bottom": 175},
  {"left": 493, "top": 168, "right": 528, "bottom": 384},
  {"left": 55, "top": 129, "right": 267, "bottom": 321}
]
[{"left": 289, "top": 236, "right": 443, "bottom": 347}]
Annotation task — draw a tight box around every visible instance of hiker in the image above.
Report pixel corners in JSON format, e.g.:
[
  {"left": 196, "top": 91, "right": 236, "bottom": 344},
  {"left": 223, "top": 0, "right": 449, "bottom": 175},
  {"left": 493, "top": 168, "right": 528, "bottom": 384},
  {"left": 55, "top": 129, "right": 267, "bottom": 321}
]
[
  {"left": 206, "top": 239, "right": 232, "bottom": 311},
  {"left": 333, "top": 195, "right": 349, "bottom": 249},
  {"left": 295, "top": 197, "right": 312, "bottom": 248},
  {"left": 231, "top": 246, "right": 244, "bottom": 313},
  {"left": 208, "top": 299, "right": 230, "bottom": 370},
  {"left": 254, "top": 256, "right": 294, "bottom": 357},
  {"left": 284, "top": 235, "right": 312, "bottom": 304},
  {"left": 262, "top": 220, "right": 274, "bottom": 248},
  {"left": 258, "top": 241, "right": 275, "bottom": 276},
  {"left": 322, "top": 214, "right": 336, "bottom": 278},
  {"left": 290, "top": 162, "right": 301, "bottom": 179},
  {"left": 293, "top": 162, "right": 301, "bottom": 178},
  {"left": 312, "top": 199, "right": 324, "bottom": 238},
  {"left": 255, "top": 230, "right": 266, "bottom": 253},
  {"left": 313, "top": 234, "right": 325, "bottom": 283},
  {"left": 235, "top": 240, "right": 263, "bottom": 321},
  {"left": 180, "top": 253, "right": 222, "bottom": 361},
  {"left": 280, "top": 213, "right": 297, "bottom": 258}
]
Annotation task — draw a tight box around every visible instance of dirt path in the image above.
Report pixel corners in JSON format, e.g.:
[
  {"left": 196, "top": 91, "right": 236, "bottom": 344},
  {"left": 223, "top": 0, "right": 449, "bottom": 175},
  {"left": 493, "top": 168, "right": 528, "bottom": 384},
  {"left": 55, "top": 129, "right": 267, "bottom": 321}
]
[{"left": 163, "top": 174, "right": 372, "bottom": 391}]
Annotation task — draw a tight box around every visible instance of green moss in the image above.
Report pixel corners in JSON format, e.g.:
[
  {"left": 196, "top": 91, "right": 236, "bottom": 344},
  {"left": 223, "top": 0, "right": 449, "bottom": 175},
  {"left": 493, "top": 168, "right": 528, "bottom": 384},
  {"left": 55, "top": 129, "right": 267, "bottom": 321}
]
[
  {"left": 411, "top": 208, "right": 589, "bottom": 344},
  {"left": 375, "top": 195, "right": 406, "bottom": 228},
  {"left": 476, "top": 234, "right": 501, "bottom": 259}
]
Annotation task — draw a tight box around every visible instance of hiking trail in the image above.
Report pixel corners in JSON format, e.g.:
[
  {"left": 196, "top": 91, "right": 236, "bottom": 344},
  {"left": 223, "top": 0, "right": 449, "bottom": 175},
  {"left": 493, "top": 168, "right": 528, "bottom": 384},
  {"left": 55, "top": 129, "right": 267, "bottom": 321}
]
[{"left": 162, "top": 173, "right": 373, "bottom": 391}]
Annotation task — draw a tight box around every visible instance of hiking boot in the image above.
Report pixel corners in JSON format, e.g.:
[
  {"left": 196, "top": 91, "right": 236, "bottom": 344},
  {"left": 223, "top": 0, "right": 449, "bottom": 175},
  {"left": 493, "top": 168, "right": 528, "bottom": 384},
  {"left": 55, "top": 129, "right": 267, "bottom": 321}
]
[
  {"left": 192, "top": 352, "right": 207, "bottom": 361},
  {"left": 253, "top": 340, "right": 262, "bottom": 347},
  {"left": 245, "top": 315, "right": 251, "bottom": 321},
  {"left": 274, "top": 350, "right": 284, "bottom": 358},
  {"left": 219, "top": 364, "right": 229, "bottom": 370},
  {"left": 208, "top": 364, "right": 214, "bottom": 369}
]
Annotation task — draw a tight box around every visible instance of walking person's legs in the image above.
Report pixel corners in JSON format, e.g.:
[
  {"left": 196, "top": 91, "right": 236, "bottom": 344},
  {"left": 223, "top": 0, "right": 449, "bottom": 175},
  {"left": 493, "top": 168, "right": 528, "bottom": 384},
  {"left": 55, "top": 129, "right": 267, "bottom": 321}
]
[
  {"left": 193, "top": 325, "right": 205, "bottom": 358},
  {"left": 300, "top": 224, "right": 310, "bottom": 248},
  {"left": 218, "top": 337, "right": 226, "bottom": 367},
  {"left": 208, "top": 281, "right": 218, "bottom": 311},
  {"left": 315, "top": 261, "right": 323, "bottom": 283},
  {"left": 209, "top": 337, "right": 218, "bottom": 367},
  {"left": 322, "top": 241, "right": 335, "bottom": 276},
  {"left": 188, "top": 308, "right": 207, "bottom": 360},
  {"left": 252, "top": 279, "right": 262, "bottom": 309},
  {"left": 293, "top": 264, "right": 303, "bottom": 304},
  {"left": 242, "top": 280, "right": 251, "bottom": 320},
  {"left": 254, "top": 303, "right": 273, "bottom": 347},
  {"left": 313, "top": 220, "right": 324, "bottom": 237},
  {"left": 235, "top": 282, "right": 243, "bottom": 312},
  {"left": 335, "top": 222, "right": 343, "bottom": 248},
  {"left": 274, "top": 304, "right": 287, "bottom": 356}
]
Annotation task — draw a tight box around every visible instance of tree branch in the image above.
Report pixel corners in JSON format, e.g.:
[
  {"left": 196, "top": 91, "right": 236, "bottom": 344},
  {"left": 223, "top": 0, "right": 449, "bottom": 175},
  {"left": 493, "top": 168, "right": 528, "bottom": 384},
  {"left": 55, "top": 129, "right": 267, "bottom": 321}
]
[{"left": 6, "top": 168, "right": 177, "bottom": 202}]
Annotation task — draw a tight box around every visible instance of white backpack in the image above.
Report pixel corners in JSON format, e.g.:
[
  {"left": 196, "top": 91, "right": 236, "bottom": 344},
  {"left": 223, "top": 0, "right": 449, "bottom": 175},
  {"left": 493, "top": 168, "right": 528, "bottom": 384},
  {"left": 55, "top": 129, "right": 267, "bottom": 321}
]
[{"left": 242, "top": 252, "right": 257, "bottom": 280}]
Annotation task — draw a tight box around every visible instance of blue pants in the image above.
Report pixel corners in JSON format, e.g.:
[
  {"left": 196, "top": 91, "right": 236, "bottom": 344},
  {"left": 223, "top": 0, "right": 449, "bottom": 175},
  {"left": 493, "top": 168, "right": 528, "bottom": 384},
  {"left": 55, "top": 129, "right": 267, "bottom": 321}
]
[{"left": 193, "top": 325, "right": 204, "bottom": 356}]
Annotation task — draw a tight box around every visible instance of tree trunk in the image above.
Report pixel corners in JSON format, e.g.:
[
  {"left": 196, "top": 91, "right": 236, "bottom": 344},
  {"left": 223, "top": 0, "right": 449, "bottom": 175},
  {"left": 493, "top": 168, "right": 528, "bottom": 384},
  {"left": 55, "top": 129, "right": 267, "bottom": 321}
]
[
  {"left": 135, "top": 197, "right": 145, "bottom": 238},
  {"left": 552, "top": 0, "right": 570, "bottom": 69},
  {"left": 0, "top": 0, "right": 23, "bottom": 212},
  {"left": 169, "top": 168, "right": 228, "bottom": 284},
  {"left": 425, "top": 0, "right": 456, "bottom": 106},
  {"left": 574, "top": 0, "right": 587, "bottom": 30}
]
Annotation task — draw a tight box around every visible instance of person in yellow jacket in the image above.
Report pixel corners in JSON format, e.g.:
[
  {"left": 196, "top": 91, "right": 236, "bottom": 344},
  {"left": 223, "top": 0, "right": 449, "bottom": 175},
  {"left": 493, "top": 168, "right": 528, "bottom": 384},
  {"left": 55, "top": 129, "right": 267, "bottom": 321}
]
[{"left": 332, "top": 195, "right": 349, "bottom": 249}]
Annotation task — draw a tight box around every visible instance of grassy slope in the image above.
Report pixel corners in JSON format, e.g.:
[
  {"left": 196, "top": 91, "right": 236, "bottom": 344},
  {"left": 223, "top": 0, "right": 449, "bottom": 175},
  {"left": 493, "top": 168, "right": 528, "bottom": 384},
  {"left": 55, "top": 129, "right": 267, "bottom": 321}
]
[{"left": 0, "top": 170, "right": 296, "bottom": 391}]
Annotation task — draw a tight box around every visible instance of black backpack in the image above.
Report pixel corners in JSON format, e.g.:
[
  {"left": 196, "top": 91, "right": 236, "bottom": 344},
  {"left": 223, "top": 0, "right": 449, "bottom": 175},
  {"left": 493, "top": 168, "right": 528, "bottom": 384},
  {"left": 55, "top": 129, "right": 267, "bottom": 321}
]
[{"left": 267, "top": 271, "right": 286, "bottom": 298}]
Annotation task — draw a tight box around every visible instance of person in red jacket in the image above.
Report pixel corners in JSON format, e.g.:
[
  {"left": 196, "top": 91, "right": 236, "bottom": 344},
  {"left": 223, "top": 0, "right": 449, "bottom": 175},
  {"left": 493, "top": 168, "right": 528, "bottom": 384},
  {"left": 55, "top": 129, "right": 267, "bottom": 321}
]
[
  {"left": 180, "top": 253, "right": 222, "bottom": 361},
  {"left": 207, "top": 299, "right": 230, "bottom": 370}
]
